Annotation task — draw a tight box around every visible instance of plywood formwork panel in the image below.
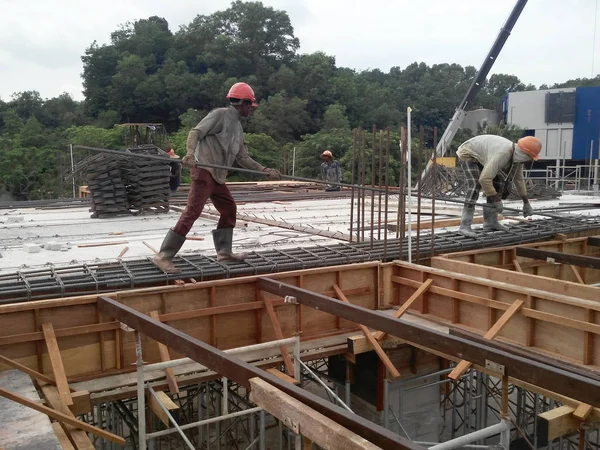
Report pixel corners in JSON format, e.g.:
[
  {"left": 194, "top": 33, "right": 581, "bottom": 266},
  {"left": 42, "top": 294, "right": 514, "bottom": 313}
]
[
  {"left": 439, "top": 236, "right": 600, "bottom": 284},
  {"left": 383, "top": 261, "right": 600, "bottom": 368},
  {"left": 0, "top": 262, "right": 378, "bottom": 382}
]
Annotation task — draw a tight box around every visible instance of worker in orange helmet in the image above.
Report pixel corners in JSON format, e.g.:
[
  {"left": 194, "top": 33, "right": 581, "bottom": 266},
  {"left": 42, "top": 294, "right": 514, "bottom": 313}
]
[
  {"left": 456, "top": 135, "right": 542, "bottom": 238},
  {"left": 152, "top": 82, "right": 282, "bottom": 273},
  {"left": 320, "top": 150, "right": 342, "bottom": 191},
  {"left": 164, "top": 144, "right": 181, "bottom": 194}
]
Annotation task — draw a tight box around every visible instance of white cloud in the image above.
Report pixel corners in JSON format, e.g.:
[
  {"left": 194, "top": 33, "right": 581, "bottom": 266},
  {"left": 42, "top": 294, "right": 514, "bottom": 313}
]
[{"left": 1, "top": 0, "right": 599, "bottom": 101}]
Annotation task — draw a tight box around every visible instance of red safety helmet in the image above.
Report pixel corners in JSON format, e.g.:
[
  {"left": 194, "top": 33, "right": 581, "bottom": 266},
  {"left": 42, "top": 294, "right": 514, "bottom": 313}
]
[
  {"left": 226, "top": 82, "right": 258, "bottom": 107},
  {"left": 517, "top": 136, "right": 542, "bottom": 161}
]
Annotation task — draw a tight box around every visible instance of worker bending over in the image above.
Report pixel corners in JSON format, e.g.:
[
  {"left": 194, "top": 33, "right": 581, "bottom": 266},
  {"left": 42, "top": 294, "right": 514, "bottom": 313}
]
[
  {"left": 153, "top": 82, "right": 281, "bottom": 273},
  {"left": 456, "top": 134, "right": 542, "bottom": 238}
]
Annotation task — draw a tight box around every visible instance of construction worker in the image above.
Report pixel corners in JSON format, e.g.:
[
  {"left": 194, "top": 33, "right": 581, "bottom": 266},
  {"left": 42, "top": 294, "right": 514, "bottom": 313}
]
[
  {"left": 165, "top": 145, "right": 181, "bottom": 193},
  {"left": 152, "top": 82, "right": 281, "bottom": 273},
  {"left": 320, "top": 150, "right": 342, "bottom": 191},
  {"left": 456, "top": 135, "right": 542, "bottom": 238}
]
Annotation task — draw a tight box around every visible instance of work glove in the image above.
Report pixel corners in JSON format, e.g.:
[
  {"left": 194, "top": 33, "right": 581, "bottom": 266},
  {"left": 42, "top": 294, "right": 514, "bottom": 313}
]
[
  {"left": 490, "top": 194, "right": 503, "bottom": 214},
  {"left": 182, "top": 155, "right": 196, "bottom": 169},
  {"left": 523, "top": 203, "right": 534, "bottom": 218},
  {"left": 263, "top": 168, "right": 282, "bottom": 181}
]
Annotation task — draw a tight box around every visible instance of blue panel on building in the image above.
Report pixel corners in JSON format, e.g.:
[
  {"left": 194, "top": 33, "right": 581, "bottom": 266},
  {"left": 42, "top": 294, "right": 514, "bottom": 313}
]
[{"left": 572, "top": 87, "right": 600, "bottom": 160}]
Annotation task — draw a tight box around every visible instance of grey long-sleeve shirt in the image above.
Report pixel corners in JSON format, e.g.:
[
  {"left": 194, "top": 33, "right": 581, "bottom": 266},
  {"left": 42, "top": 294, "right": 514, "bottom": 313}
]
[
  {"left": 186, "top": 106, "right": 265, "bottom": 184},
  {"left": 456, "top": 135, "right": 527, "bottom": 197}
]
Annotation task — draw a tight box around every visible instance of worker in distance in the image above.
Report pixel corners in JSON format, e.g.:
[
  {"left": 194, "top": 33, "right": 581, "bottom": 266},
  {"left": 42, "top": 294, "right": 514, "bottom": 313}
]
[
  {"left": 456, "top": 134, "right": 542, "bottom": 238},
  {"left": 153, "top": 82, "right": 281, "bottom": 273}
]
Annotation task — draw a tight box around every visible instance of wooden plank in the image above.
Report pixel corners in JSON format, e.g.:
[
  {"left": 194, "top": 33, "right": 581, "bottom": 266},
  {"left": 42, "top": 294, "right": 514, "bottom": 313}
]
[
  {"left": 266, "top": 368, "right": 298, "bottom": 384},
  {"left": 249, "top": 377, "right": 382, "bottom": 450},
  {"left": 263, "top": 299, "right": 295, "bottom": 377},
  {"left": 77, "top": 241, "right": 128, "bottom": 248},
  {"left": 42, "top": 386, "right": 95, "bottom": 450},
  {"left": 513, "top": 259, "right": 524, "bottom": 273},
  {"left": 7, "top": 385, "right": 124, "bottom": 446},
  {"left": 333, "top": 284, "right": 400, "bottom": 379},
  {"left": 0, "top": 353, "right": 60, "bottom": 387},
  {"left": 372, "top": 279, "right": 433, "bottom": 341},
  {"left": 69, "top": 390, "right": 92, "bottom": 416},
  {"left": 52, "top": 422, "right": 76, "bottom": 450},
  {"left": 42, "top": 323, "right": 73, "bottom": 406},
  {"left": 571, "top": 265, "right": 585, "bottom": 284},
  {"left": 347, "top": 334, "right": 405, "bottom": 355},
  {"left": 143, "top": 241, "right": 158, "bottom": 254},
  {"left": 573, "top": 403, "right": 593, "bottom": 420},
  {"left": 537, "top": 405, "right": 579, "bottom": 445},
  {"left": 448, "top": 299, "right": 524, "bottom": 380},
  {"left": 147, "top": 390, "right": 179, "bottom": 427},
  {"left": 431, "top": 256, "right": 600, "bottom": 303},
  {"left": 149, "top": 311, "right": 179, "bottom": 394}
]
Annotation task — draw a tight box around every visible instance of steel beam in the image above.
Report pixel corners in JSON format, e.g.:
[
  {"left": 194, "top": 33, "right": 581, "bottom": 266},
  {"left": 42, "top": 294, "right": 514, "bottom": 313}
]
[
  {"left": 588, "top": 236, "right": 600, "bottom": 247},
  {"left": 255, "top": 277, "right": 600, "bottom": 407},
  {"left": 516, "top": 247, "right": 600, "bottom": 270},
  {"left": 96, "top": 296, "right": 419, "bottom": 450}
]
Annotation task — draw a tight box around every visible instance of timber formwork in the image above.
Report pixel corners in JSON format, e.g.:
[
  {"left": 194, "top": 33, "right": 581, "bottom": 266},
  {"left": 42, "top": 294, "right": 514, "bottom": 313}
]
[
  {"left": 2, "top": 216, "right": 600, "bottom": 303},
  {"left": 2, "top": 255, "right": 600, "bottom": 448}
]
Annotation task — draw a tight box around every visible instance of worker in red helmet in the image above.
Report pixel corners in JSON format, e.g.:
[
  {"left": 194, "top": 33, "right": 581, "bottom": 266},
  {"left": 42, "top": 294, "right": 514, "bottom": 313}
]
[
  {"left": 152, "top": 82, "right": 281, "bottom": 273},
  {"left": 456, "top": 134, "right": 542, "bottom": 238},
  {"left": 320, "top": 150, "right": 342, "bottom": 191}
]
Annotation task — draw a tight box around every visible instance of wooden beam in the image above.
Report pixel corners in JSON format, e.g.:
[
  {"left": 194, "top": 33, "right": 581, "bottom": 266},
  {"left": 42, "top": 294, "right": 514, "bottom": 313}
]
[
  {"left": 43, "top": 386, "right": 95, "bottom": 450},
  {"left": 150, "top": 311, "right": 179, "bottom": 394},
  {"left": 448, "top": 299, "right": 524, "bottom": 380},
  {"left": 347, "top": 334, "right": 405, "bottom": 355},
  {"left": 147, "top": 390, "right": 179, "bottom": 427},
  {"left": 42, "top": 323, "right": 73, "bottom": 406},
  {"left": 1, "top": 385, "right": 125, "bottom": 446},
  {"left": 571, "top": 265, "right": 585, "bottom": 284},
  {"left": 573, "top": 403, "right": 593, "bottom": 421},
  {"left": 249, "top": 377, "right": 383, "bottom": 450},
  {"left": 332, "top": 284, "right": 400, "bottom": 379},
  {"left": 537, "top": 406, "right": 579, "bottom": 446},
  {"left": 513, "top": 259, "right": 523, "bottom": 273},
  {"left": 516, "top": 247, "right": 600, "bottom": 270},
  {"left": 372, "top": 279, "right": 433, "bottom": 341},
  {"left": 0, "top": 353, "right": 61, "bottom": 387},
  {"left": 51, "top": 422, "right": 76, "bottom": 450},
  {"left": 263, "top": 298, "right": 295, "bottom": 377},
  {"left": 266, "top": 368, "right": 299, "bottom": 385}
]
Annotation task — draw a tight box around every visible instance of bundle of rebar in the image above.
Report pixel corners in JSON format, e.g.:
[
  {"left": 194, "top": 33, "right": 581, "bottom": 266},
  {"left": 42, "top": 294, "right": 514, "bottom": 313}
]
[
  {"left": 76, "top": 145, "right": 171, "bottom": 218},
  {"left": 419, "top": 165, "right": 562, "bottom": 201}
]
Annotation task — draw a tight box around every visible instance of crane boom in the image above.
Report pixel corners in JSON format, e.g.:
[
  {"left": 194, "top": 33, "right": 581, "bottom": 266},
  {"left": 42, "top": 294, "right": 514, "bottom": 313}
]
[{"left": 421, "top": 0, "right": 528, "bottom": 178}]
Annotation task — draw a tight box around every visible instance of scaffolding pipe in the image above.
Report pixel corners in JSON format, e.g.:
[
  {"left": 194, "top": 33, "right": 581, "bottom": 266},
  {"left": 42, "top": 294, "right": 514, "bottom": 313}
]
[
  {"left": 407, "top": 108, "right": 413, "bottom": 263},
  {"left": 297, "top": 358, "right": 353, "bottom": 412},
  {"left": 147, "top": 407, "right": 263, "bottom": 439},
  {"left": 147, "top": 386, "right": 196, "bottom": 450},
  {"left": 136, "top": 332, "right": 147, "bottom": 450},
  {"left": 428, "top": 420, "right": 511, "bottom": 450}
]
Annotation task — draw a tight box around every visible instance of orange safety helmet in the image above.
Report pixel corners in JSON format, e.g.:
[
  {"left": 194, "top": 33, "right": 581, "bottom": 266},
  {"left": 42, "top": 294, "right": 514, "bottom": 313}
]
[
  {"left": 226, "top": 82, "right": 258, "bottom": 107},
  {"left": 321, "top": 150, "right": 333, "bottom": 159},
  {"left": 517, "top": 136, "right": 542, "bottom": 161}
]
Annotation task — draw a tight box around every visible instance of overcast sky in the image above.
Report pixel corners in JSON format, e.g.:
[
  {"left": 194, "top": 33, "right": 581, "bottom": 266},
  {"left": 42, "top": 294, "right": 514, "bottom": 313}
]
[{"left": 1, "top": 0, "right": 599, "bottom": 102}]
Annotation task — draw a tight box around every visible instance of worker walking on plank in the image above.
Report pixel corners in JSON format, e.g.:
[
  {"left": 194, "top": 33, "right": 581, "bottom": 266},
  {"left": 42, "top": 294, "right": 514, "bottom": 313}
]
[
  {"left": 456, "top": 134, "right": 542, "bottom": 238},
  {"left": 320, "top": 150, "right": 342, "bottom": 191},
  {"left": 152, "top": 82, "right": 281, "bottom": 273}
]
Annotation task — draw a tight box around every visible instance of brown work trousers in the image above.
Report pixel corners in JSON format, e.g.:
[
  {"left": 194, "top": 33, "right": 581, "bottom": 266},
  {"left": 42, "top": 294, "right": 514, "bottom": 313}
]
[{"left": 173, "top": 168, "right": 236, "bottom": 236}]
